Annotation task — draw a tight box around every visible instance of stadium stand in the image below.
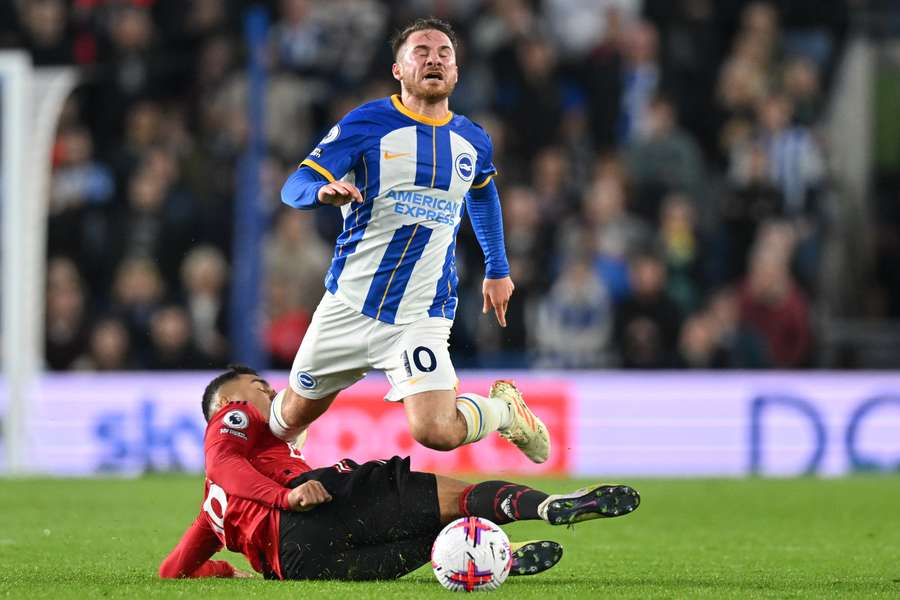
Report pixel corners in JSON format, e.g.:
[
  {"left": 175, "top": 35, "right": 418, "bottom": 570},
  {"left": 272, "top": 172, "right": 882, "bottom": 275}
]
[{"left": 3, "top": 0, "right": 876, "bottom": 370}]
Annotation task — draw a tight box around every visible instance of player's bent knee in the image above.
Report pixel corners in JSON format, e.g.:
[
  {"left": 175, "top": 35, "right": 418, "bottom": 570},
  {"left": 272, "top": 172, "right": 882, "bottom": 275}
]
[{"left": 408, "top": 421, "right": 462, "bottom": 451}]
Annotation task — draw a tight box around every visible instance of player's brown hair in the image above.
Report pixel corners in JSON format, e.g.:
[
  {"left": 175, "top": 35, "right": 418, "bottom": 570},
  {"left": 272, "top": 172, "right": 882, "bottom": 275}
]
[
  {"left": 201, "top": 364, "right": 259, "bottom": 421},
  {"left": 390, "top": 17, "right": 458, "bottom": 58}
]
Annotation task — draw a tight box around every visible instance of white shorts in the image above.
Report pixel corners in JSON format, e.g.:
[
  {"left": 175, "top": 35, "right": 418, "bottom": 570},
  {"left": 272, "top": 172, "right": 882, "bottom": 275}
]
[{"left": 289, "top": 292, "right": 458, "bottom": 401}]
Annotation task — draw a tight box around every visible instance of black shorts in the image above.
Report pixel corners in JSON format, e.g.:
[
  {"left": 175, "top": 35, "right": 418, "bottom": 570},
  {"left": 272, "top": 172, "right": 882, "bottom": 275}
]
[{"left": 277, "top": 456, "right": 441, "bottom": 580}]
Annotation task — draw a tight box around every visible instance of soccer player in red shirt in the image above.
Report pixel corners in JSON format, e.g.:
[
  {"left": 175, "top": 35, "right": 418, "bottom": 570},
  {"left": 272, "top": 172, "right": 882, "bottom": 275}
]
[{"left": 159, "top": 365, "right": 640, "bottom": 580}]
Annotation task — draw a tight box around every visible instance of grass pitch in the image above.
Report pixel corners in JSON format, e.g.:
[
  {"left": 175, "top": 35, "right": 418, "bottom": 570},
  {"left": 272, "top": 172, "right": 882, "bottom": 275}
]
[{"left": 0, "top": 476, "right": 898, "bottom": 599}]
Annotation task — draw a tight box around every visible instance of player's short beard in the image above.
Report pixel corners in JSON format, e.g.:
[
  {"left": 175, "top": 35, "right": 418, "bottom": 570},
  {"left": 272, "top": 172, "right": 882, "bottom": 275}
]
[{"left": 403, "top": 73, "right": 457, "bottom": 103}]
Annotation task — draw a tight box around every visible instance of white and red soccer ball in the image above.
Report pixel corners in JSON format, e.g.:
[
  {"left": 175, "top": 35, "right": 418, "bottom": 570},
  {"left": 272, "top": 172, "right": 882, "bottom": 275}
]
[{"left": 431, "top": 516, "right": 511, "bottom": 592}]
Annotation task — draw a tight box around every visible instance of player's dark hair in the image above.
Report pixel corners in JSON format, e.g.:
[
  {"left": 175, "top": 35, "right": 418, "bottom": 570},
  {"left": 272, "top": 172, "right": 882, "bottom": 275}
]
[
  {"left": 201, "top": 364, "right": 259, "bottom": 421},
  {"left": 390, "top": 17, "right": 458, "bottom": 58}
]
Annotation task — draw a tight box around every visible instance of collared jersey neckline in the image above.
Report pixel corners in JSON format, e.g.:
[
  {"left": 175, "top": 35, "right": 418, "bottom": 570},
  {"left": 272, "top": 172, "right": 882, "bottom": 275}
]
[{"left": 390, "top": 94, "right": 453, "bottom": 126}]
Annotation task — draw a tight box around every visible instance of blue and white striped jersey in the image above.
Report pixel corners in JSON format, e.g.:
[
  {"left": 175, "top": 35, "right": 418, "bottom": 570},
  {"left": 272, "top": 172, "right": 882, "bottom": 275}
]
[{"left": 298, "top": 95, "right": 498, "bottom": 325}]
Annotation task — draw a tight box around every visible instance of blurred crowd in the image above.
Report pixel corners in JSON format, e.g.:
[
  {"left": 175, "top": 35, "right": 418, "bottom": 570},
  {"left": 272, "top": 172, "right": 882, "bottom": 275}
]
[{"left": 0, "top": 0, "right": 851, "bottom": 371}]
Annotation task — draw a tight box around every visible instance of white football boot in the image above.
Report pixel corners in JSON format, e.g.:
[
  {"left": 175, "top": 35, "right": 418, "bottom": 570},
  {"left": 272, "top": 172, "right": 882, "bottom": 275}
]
[{"left": 492, "top": 380, "right": 551, "bottom": 463}]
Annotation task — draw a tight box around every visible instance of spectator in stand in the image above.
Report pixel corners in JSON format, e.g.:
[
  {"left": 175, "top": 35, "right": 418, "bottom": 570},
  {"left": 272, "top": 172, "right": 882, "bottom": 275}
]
[
  {"left": 723, "top": 143, "right": 785, "bottom": 282},
  {"left": 264, "top": 207, "right": 332, "bottom": 315},
  {"left": 706, "top": 287, "right": 770, "bottom": 368},
  {"left": 317, "top": 0, "right": 388, "bottom": 87},
  {"left": 733, "top": 3, "right": 779, "bottom": 77},
  {"left": 48, "top": 126, "right": 115, "bottom": 262},
  {"left": 644, "top": 0, "right": 724, "bottom": 155},
  {"left": 181, "top": 246, "right": 230, "bottom": 365},
  {"left": 107, "top": 164, "right": 196, "bottom": 292},
  {"left": 535, "top": 259, "right": 614, "bottom": 369},
  {"left": 91, "top": 4, "right": 173, "bottom": 147},
  {"left": 147, "top": 305, "right": 208, "bottom": 370},
  {"left": 543, "top": 0, "right": 639, "bottom": 59},
  {"left": 112, "top": 101, "right": 166, "bottom": 185},
  {"left": 469, "top": 0, "right": 536, "bottom": 61},
  {"left": 270, "top": 0, "right": 329, "bottom": 77},
  {"left": 675, "top": 313, "right": 727, "bottom": 369},
  {"left": 617, "top": 20, "right": 661, "bottom": 144},
  {"left": 264, "top": 279, "right": 311, "bottom": 370},
  {"left": 658, "top": 192, "right": 707, "bottom": 315},
  {"left": 738, "top": 225, "right": 811, "bottom": 368},
  {"left": 505, "top": 36, "right": 564, "bottom": 158},
  {"left": 752, "top": 92, "right": 825, "bottom": 217},
  {"left": 78, "top": 317, "right": 134, "bottom": 371},
  {"left": 50, "top": 126, "right": 114, "bottom": 213},
  {"left": 782, "top": 56, "right": 823, "bottom": 126},
  {"left": 503, "top": 185, "right": 556, "bottom": 299},
  {"left": 625, "top": 94, "right": 706, "bottom": 222},
  {"left": 558, "top": 103, "right": 597, "bottom": 188},
  {"left": 110, "top": 257, "right": 167, "bottom": 358},
  {"left": 45, "top": 257, "right": 90, "bottom": 371},
  {"left": 578, "top": 3, "right": 625, "bottom": 152},
  {"left": 614, "top": 247, "right": 683, "bottom": 368},
  {"left": 581, "top": 174, "right": 652, "bottom": 303},
  {"left": 479, "top": 186, "right": 554, "bottom": 362},
  {"left": 186, "top": 33, "right": 239, "bottom": 125},
  {"left": 16, "top": 0, "right": 72, "bottom": 65},
  {"left": 716, "top": 55, "right": 768, "bottom": 124},
  {"left": 212, "top": 54, "right": 312, "bottom": 160},
  {"left": 531, "top": 146, "right": 575, "bottom": 218}
]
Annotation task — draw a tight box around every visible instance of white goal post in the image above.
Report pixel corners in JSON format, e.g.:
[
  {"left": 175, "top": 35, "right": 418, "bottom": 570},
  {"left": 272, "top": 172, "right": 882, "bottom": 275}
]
[{"left": 0, "top": 51, "right": 77, "bottom": 473}]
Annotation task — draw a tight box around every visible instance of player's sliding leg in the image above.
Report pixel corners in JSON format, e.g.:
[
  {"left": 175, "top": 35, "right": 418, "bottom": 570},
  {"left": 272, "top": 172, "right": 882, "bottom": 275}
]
[
  {"left": 283, "top": 534, "right": 563, "bottom": 580},
  {"left": 434, "top": 475, "right": 640, "bottom": 526},
  {"left": 283, "top": 535, "right": 435, "bottom": 581},
  {"left": 538, "top": 484, "right": 641, "bottom": 525}
]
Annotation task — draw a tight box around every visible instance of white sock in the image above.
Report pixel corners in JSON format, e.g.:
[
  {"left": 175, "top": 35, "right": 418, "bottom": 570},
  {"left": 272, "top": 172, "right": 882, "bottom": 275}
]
[
  {"left": 269, "top": 389, "right": 307, "bottom": 441},
  {"left": 456, "top": 393, "right": 513, "bottom": 444}
]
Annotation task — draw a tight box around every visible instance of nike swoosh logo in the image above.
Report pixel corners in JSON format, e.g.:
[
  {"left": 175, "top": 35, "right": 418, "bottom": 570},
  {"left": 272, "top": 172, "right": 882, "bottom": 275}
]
[{"left": 383, "top": 151, "right": 411, "bottom": 160}]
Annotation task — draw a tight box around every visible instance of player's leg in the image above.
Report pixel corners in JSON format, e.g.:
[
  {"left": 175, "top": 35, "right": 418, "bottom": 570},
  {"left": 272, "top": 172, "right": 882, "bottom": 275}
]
[
  {"left": 279, "top": 460, "right": 574, "bottom": 581},
  {"left": 434, "top": 475, "right": 641, "bottom": 526},
  {"left": 269, "top": 387, "right": 338, "bottom": 440},
  {"left": 435, "top": 475, "right": 612, "bottom": 576},
  {"left": 380, "top": 317, "right": 548, "bottom": 459},
  {"left": 270, "top": 293, "right": 371, "bottom": 440},
  {"left": 282, "top": 533, "right": 435, "bottom": 580},
  {"left": 401, "top": 388, "right": 467, "bottom": 450}
]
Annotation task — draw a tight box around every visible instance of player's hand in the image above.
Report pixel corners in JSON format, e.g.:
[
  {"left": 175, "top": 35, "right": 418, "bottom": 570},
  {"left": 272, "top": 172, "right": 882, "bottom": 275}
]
[
  {"left": 317, "top": 181, "right": 363, "bottom": 206},
  {"left": 287, "top": 480, "right": 333, "bottom": 511},
  {"left": 231, "top": 567, "right": 255, "bottom": 578},
  {"left": 482, "top": 276, "right": 515, "bottom": 328}
]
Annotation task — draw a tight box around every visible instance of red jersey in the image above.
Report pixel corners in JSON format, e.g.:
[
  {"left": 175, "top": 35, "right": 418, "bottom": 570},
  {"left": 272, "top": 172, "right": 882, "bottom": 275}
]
[{"left": 159, "top": 401, "right": 312, "bottom": 579}]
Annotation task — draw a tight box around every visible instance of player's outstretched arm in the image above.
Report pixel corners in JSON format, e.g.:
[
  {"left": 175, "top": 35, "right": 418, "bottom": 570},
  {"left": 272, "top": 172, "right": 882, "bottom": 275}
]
[{"left": 159, "top": 513, "right": 245, "bottom": 578}]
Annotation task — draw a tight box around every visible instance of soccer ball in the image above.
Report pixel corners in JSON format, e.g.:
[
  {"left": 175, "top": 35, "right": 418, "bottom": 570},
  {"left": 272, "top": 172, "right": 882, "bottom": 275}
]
[{"left": 431, "top": 517, "right": 511, "bottom": 592}]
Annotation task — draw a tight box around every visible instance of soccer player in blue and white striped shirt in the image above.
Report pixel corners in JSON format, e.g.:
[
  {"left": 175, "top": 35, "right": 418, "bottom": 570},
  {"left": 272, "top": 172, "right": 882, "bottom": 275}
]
[{"left": 269, "top": 18, "right": 550, "bottom": 464}]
